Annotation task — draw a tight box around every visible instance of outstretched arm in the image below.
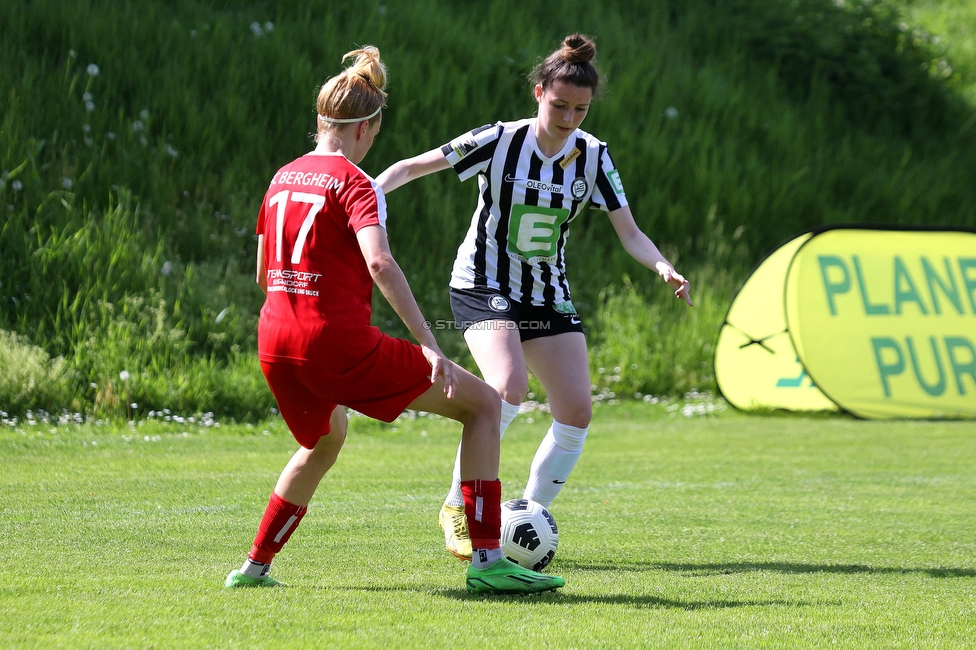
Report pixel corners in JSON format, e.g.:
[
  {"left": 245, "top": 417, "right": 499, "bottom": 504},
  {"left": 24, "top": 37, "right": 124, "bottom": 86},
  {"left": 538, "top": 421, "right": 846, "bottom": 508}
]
[
  {"left": 607, "top": 206, "right": 693, "bottom": 306},
  {"left": 376, "top": 148, "right": 452, "bottom": 193},
  {"left": 356, "top": 223, "right": 457, "bottom": 397}
]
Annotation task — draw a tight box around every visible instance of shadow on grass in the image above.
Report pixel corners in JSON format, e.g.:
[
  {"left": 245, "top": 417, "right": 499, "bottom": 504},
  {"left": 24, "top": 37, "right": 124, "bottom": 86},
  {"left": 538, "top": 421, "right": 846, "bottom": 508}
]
[
  {"left": 559, "top": 559, "right": 976, "bottom": 579},
  {"left": 342, "top": 585, "right": 825, "bottom": 609}
]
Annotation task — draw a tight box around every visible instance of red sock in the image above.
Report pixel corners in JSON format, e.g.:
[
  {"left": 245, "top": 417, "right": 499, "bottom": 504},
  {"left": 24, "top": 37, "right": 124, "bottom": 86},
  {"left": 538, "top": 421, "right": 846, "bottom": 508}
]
[
  {"left": 248, "top": 492, "right": 308, "bottom": 564},
  {"left": 460, "top": 479, "right": 502, "bottom": 550}
]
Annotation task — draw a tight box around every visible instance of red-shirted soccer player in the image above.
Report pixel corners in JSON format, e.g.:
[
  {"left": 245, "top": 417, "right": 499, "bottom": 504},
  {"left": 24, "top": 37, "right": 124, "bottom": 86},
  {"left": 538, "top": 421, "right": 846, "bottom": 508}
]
[{"left": 223, "top": 46, "right": 564, "bottom": 595}]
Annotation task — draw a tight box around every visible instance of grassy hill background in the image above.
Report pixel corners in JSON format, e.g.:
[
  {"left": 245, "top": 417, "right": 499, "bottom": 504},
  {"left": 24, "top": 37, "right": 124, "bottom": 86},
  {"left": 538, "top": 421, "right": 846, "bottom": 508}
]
[{"left": 1, "top": 0, "right": 974, "bottom": 419}]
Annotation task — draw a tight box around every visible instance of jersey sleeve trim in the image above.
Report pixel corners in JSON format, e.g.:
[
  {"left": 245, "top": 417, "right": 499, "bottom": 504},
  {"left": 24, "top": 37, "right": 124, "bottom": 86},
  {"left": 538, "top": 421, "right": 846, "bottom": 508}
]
[
  {"left": 590, "top": 144, "right": 628, "bottom": 212},
  {"left": 443, "top": 123, "right": 502, "bottom": 182}
]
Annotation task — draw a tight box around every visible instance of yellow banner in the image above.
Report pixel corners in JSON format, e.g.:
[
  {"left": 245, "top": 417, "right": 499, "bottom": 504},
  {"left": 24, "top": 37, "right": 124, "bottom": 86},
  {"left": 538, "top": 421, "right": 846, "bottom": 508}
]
[
  {"left": 786, "top": 228, "right": 976, "bottom": 419},
  {"left": 716, "top": 233, "right": 837, "bottom": 412}
]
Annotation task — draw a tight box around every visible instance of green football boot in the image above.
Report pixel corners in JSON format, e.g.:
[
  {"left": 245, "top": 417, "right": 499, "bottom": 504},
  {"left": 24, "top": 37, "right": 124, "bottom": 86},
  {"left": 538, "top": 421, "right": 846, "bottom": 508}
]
[
  {"left": 223, "top": 569, "right": 282, "bottom": 589},
  {"left": 465, "top": 557, "right": 565, "bottom": 595}
]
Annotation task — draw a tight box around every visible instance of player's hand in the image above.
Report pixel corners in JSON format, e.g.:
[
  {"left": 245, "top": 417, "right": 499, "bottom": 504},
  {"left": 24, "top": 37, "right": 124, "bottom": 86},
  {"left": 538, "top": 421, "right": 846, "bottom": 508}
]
[
  {"left": 422, "top": 344, "right": 457, "bottom": 399},
  {"left": 661, "top": 267, "right": 693, "bottom": 307}
]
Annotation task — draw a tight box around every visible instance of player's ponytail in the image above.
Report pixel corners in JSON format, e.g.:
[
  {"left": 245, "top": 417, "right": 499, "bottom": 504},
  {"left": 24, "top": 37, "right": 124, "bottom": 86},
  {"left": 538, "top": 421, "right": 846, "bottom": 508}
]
[
  {"left": 316, "top": 46, "right": 388, "bottom": 137},
  {"left": 532, "top": 33, "right": 601, "bottom": 94}
]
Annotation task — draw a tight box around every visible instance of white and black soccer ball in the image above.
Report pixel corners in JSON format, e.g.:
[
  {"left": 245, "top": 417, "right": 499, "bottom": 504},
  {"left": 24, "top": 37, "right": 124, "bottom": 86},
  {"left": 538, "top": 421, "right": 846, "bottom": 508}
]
[{"left": 500, "top": 498, "right": 558, "bottom": 571}]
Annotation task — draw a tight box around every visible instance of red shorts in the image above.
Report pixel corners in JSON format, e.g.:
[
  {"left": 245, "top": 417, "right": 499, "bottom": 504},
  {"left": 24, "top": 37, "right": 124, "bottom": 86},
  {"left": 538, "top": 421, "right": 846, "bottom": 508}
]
[{"left": 260, "top": 333, "right": 433, "bottom": 449}]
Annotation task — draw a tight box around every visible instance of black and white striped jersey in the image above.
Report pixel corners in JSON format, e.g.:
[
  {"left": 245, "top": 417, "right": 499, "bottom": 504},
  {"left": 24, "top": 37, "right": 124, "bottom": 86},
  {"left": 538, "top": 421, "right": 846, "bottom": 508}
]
[{"left": 442, "top": 118, "right": 628, "bottom": 306}]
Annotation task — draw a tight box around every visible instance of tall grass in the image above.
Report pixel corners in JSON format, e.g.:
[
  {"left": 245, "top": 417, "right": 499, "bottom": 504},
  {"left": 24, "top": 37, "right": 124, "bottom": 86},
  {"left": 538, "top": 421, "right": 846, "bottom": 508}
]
[{"left": 1, "top": 0, "right": 974, "bottom": 418}]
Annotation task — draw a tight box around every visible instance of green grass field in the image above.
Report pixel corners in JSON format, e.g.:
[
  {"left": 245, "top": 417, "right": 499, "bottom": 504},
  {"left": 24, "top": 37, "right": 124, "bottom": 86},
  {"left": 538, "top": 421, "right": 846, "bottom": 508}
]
[{"left": 3, "top": 401, "right": 975, "bottom": 648}]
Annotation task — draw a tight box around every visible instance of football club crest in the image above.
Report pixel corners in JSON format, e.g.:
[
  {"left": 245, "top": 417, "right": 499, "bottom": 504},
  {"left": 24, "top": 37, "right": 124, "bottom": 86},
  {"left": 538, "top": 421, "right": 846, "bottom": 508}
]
[
  {"left": 488, "top": 294, "right": 511, "bottom": 312},
  {"left": 570, "top": 177, "right": 588, "bottom": 199}
]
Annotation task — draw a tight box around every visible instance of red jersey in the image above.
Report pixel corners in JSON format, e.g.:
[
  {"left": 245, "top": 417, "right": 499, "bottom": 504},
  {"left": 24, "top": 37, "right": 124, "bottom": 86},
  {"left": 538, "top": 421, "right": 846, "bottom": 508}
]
[{"left": 256, "top": 152, "right": 387, "bottom": 364}]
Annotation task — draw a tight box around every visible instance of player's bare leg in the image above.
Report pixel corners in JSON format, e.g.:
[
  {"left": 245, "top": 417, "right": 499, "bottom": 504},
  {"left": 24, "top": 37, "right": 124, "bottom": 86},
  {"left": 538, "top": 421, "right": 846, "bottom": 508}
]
[
  {"left": 439, "top": 324, "right": 527, "bottom": 559},
  {"left": 521, "top": 332, "right": 591, "bottom": 507},
  {"left": 464, "top": 322, "right": 530, "bottom": 404},
  {"left": 409, "top": 365, "right": 564, "bottom": 595},
  {"left": 407, "top": 365, "right": 501, "bottom": 481},
  {"left": 225, "top": 406, "right": 348, "bottom": 588},
  {"left": 273, "top": 405, "right": 348, "bottom": 505}
]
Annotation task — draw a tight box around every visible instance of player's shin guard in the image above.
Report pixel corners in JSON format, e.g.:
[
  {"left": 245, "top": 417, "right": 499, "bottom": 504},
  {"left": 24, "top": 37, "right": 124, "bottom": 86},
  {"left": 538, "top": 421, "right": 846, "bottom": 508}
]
[
  {"left": 249, "top": 492, "right": 308, "bottom": 564},
  {"left": 460, "top": 479, "right": 502, "bottom": 550},
  {"left": 522, "top": 421, "right": 588, "bottom": 508}
]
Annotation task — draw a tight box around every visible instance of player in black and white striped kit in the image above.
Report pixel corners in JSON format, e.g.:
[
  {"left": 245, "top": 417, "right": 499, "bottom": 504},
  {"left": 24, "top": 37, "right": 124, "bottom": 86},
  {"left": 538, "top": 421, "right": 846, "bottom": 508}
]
[
  {"left": 444, "top": 117, "right": 622, "bottom": 306},
  {"left": 379, "top": 33, "right": 692, "bottom": 561}
]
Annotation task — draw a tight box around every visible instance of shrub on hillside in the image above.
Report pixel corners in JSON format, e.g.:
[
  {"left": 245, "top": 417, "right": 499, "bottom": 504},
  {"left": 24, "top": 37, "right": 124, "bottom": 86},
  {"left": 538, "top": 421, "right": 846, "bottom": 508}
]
[
  {"left": 730, "top": 0, "right": 964, "bottom": 136},
  {"left": 0, "top": 330, "right": 78, "bottom": 413}
]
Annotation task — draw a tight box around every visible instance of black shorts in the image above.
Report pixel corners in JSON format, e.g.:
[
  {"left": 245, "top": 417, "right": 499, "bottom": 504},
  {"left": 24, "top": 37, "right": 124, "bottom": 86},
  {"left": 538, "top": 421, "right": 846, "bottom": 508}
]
[{"left": 449, "top": 287, "right": 584, "bottom": 342}]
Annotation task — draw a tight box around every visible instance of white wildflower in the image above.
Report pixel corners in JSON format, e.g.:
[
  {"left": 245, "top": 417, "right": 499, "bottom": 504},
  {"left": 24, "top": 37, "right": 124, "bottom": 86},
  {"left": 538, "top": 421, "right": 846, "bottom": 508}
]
[{"left": 86, "top": 63, "right": 100, "bottom": 76}]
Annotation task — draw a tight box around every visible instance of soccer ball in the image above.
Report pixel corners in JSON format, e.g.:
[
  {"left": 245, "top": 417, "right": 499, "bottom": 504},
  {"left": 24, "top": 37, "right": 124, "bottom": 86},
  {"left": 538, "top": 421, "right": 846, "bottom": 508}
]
[{"left": 500, "top": 498, "right": 558, "bottom": 571}]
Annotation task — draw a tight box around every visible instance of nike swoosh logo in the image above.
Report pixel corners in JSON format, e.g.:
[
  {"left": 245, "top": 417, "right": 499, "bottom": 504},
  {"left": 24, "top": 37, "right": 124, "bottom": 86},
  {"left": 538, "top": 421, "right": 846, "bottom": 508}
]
[
  {"left": 552, "top": 480, "right": 566, "bottom": 484},
  {"left": 503, "top": 174, "right": 521, "bottom": 183},
  {"left": 570, "top": 317, "right": 581, "bottom": 324}
]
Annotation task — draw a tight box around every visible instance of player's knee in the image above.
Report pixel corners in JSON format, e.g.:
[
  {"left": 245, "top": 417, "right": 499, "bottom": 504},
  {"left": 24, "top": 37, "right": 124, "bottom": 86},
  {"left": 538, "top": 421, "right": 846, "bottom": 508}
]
[
  {"left": 312, "top": 431, "right": 343, "bottom": 461},
  {"left": 479, "top": 382, "right": 502, "bottom": 419},
  {"left": 560, "top": 402, "right": 592, "bottom": 429},
  {"left": 496, "top": 377, "right": 528, "bottom": 405},
  {"left": 459, "top": 379, "right": 501, "bottom": 428},
  {"left": 329, "top": 407, "right": 348, "bottom": 439}
]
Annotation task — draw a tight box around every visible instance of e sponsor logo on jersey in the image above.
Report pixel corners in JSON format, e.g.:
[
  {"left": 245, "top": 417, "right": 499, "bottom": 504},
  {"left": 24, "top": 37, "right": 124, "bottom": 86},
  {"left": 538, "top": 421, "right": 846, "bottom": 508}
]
[
  {"left": 607, "top": 169, "right": 624, "bottom": 197},
  {"left": 507, "top": 205, "right": 571, "bottom": 263},
  {"left": 450, "top": 135, "right": 478, "bottom": 158}
]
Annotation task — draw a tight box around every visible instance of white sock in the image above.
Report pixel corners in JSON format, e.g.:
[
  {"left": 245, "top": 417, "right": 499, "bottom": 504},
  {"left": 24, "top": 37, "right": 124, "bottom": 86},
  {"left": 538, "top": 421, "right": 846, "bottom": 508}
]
[
  {"left": 522, "top": 420, "right": 588, "bottom": 508},
  {"left": 240, "top": 558, "right": 271, "bottom": 578},
  {"left": 445, "top": 400, "right": 520, "bottom": 508},
  {"left": 472, "top": 547, "right": 505, "bottom": 568}
]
